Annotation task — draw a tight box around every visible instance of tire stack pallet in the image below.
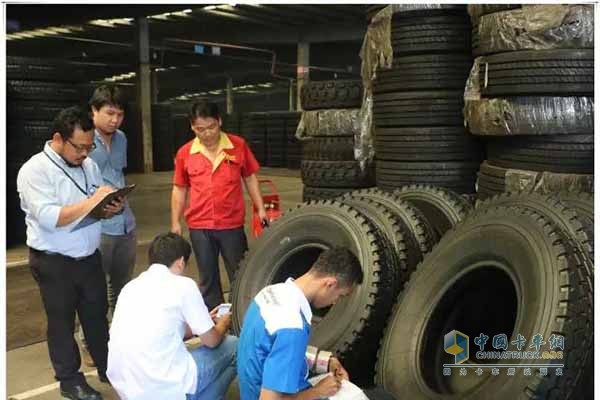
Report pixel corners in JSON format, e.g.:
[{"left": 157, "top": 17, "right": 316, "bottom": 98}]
[
  {"left": 372, "top": 6, "right": 483, "bottom": 194},
  {"left": 299, "top": 80, "right": 375, "bottom": 201},
  {"left": 464, "top": 5, "right": 594, "bottom": 200},
  {"left": 6, "top": 56, "right": 85, "bottom": 247}
]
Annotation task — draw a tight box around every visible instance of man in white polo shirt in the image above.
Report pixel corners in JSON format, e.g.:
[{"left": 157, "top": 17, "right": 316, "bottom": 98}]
[{"left": 107, "top": 232, "right": 237, "bottom": 400}]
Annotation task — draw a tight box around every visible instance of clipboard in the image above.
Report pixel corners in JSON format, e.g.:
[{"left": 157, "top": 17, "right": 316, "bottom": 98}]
[{"left": 71, "top": 184, "right": 136, "bottom": 232}]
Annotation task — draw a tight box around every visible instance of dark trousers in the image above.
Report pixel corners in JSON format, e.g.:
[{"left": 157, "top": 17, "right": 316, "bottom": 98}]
[
  {"left": 100, "top": 231, "right": 137, "bottom": 313},
  {"left": 190, "top": 227, "right": 248, "bottom": 310},
  {"left": 29, "top": 248, "right": 109, "bottom": 384}
]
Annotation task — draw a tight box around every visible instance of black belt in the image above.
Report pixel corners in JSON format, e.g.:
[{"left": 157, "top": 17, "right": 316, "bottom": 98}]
[{"left": 30, "top": 247, "right": 97, "bottom": 262}]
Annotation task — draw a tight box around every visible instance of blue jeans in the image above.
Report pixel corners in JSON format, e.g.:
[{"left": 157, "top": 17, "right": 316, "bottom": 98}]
[{"left": 187, "top": 335, "right": 238, "bottom": 400}]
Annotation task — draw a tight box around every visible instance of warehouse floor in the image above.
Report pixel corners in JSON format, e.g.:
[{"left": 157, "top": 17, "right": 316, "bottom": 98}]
[{"left": 6, "top": 168, "right": 304, "bottom": 400}]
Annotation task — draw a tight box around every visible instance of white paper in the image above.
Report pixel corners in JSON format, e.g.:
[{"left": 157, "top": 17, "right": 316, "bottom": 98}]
[{"left": 308, "top": 373, "right": 370, "bottom": 400}]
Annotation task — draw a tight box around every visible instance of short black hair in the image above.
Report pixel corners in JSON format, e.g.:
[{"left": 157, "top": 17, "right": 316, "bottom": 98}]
[
  {"left": 188, "top": 100, "right": 220, "bottom": 122},
  {"left": 148, "top": 232, "right": 192, "bottom": 267},
  {"left": 52, "top": 106, "right": 94, "bottom": 140},
  {"left": 310, "top": 247, "right": 363, "bottom": 287},
  {"left": 89, "top": 84, "right": 127, "bottom": 111}
]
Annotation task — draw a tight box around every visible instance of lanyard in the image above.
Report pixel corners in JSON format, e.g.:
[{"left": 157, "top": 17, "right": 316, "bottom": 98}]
[{"left": 43, "top": 150, "right": 90, "bottom": 196}]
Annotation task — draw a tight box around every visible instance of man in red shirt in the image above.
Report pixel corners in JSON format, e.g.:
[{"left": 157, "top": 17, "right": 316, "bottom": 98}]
[{"left": 171, "top": 100, "right": 267, "bottom": 309}]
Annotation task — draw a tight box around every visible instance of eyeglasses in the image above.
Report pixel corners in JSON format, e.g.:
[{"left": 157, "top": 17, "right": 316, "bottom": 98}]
[
  {"left": 191, "top": 122, "right": 219, "bottom": 134},
  {"left": 66, "top": 138, "right": 96, "bottom": 153}
]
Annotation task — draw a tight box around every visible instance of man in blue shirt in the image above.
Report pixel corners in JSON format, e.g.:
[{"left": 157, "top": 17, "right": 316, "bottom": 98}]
[
  {"left": 88, "top": 85, "right": 137, "bottom": 316},
  {"left": 17, "top": 106, "right": 124, "bottom": 400},
  {"left": 78, "top": 85, "right": 137, "bottom": 367},
  {"left": 237, "top": 247, "right": 363, "bottom": 400}
]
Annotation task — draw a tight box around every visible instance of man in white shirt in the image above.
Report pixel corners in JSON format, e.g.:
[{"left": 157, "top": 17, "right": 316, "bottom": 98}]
[
  {"left": 17, "top": 106, "right": 124, "bottom": 400},
  {"left": 107, "top": 232, "right": 237, "bottom": 400}
]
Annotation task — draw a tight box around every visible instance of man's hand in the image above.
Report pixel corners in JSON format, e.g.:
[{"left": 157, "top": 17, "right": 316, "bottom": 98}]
[
  {"left": 258, "top": 207, "right": 268, "bottom": 224},
  {"left": 329, "top": 357, "right": 350, "bottom": 381},
  {"left": 171, "top": 221, "right": 182, "bottom": 235},
  {"left": 313, "top": 375, "right": 341, "bottom": 398},
  {"left": 90, "top": 185, "right": 115, "bottom": 202},
  {"left": 103, "top": 196, "right": 125, "bottom": 217}
]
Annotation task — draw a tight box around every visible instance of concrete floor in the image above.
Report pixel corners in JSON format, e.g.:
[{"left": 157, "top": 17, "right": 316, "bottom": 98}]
[{"left": 5, "top": 168, "right": 303, "bottom": 400}]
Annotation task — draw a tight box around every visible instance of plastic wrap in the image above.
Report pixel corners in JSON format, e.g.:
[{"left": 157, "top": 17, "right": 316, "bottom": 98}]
[
  {"left": 295, "top": 109, "right": 361, "bottom": 139},
  {"left": 505, "top": 169, "right": 593, "bottom": 194},
  {"left": 464, "top": 96, "right": 594, "bottom": 136},
  {"left": 358, "top": 5, "right": 397, "bottom": 168},
  {"left": 478, "top": 5, "right": 594, "bottom": 55},
  {"left": 467, "top": 4, "right": 520, "bottom": 24}
]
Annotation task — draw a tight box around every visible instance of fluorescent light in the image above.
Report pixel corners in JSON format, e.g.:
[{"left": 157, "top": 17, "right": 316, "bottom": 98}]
[{"left": 203, "top": 5, "right": 218, "bottom": 10}]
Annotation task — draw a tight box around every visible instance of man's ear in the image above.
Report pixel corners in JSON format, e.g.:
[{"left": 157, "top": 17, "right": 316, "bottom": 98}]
[
  {"left": 52, "top": 132, "right": 63, "bottom": 143},
  {"left": 324, "top": 276, "right": 338, "bottom": 289}
]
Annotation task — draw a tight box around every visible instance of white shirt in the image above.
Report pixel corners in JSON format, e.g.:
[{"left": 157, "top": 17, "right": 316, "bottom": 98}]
[
  {"left": 16, "top": 142, "right": 103, "bottom": 257},
  {"left": 107, "top": 264, "right": 215, "bottom": 400}
]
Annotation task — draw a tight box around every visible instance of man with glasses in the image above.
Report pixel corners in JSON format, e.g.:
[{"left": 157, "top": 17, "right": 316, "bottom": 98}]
[
  {"left": 171, "top": 100, "right": 267, "bottom": 310},
  {"left": 17, "top": 106, "right": 124, "bottom": 400},
  {"left": 77, "top": 85, "right": 137, "bottom": 367}
]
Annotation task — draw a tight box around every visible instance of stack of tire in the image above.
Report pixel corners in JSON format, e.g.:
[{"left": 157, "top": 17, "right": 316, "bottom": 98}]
[
  {"left": 283, "top": 112, "right": 302, "bottom": 169},
  {"left": 376, "top": 191, "right": 594, "bottom": 399},
  {"left": 152, "top": 103, "right": 175, "bottom": 171},
  {"left": 7, "top": 57, "right": 85, "bottom": 247},
  {"left": 465, "top": 5, "right": 594, "bottom": 200},
  {"left": 231, "top": 184, "right": 473, "bottom": 387},
  {"left": 300, "top": 80, "right": 375, "bottom": 201},
  {"left": 372, "top": 6, "right": 483, "bottom": 194},
  {"left": 171, "top": 102, "right": 195, "bottom": 158},
  {"left": 242, "top": 113, "right": 268, "bottom": 165}
]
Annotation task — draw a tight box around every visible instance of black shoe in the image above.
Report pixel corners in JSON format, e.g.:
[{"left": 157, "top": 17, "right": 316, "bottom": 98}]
[
  {"left": 98, "top": 372, "right": 110, "bottom": 385},
  {"left": 60, "top": 381, "right": 103, "bottom": 400}
]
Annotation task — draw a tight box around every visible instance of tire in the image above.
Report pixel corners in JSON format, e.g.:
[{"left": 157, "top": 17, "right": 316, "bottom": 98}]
[
  {"left": 375, "top": 136, "right": 482, "bottom": 162},
  {"left": 7, "top": 80, "right": 83, "bottom": 102},
  {"left": 376, "top": 206, "right": 593, "bottom": 400},
  {"left": 376, "top": 161, "right": 479, "bottom": 194},
  {"left": 7, "top": 120, "right": 54, "bottom": 164},
  {"left": 362, "top": 387, "right": 398, "bottom": 400},
  {"left": 7, "top": 56, "right": 85, "bottom": 82},
  {"left": 376, "top": 54, "right": 473, "bottom": 91},
  {"left": 231, "top": 201, "right": 398, "bottom": 385},
  {"left": 480, "top": 50, "right": 594, "bottom": 96},
  {"left": 464, "top": 96, "right": 594, "bottom": 136},
  {"left": 477, "top": 5, "right": 594, "bottom": 55},
  {"left": 478, "top": 160, "right": 594, "bottom": 195},
  {"left": 391, "top": 15, "right": 471, "bottom": 56},
  {"left": 467, "top": 4, "right": 520, "bottom": 23},
  {"left": 485, "top": 135, "right": 593, "bottom": 174},
  {"left": 302, "top": 109, "right": 361, "bottom": 137},
  {"left": 344, "top": 188, "right": 436, "bottom": 270},
  {"left": 475, "top": 193, "right": 594, "bottom": 282},
  {"left": 302, "top": 186, "right": 356, "bottom": 202},
  {"left": 301, "top": 137, "right": 355, "bottom": 161},
  {"left": 339, "top": 196, "right": 407, "bottom": 286},
  {"left": 7, "top": 101, "right": 75, "bottom": 121},
  {"left": 373, "top": 91, "right": 464, "bottom": 127},
  {"left": 300, "top": 80, "right": 362, "bottom": 110},
  {"left": 393, "top": 184, "right": 473, "bottom": 240},
  {"left": 301, "top": 160, "right": 375, "bottom": 188}
]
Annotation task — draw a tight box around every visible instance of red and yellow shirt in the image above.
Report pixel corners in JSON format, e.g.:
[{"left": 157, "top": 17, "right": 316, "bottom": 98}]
[{"left": 173, "top": 132, "right": 260, "bottom": 229}]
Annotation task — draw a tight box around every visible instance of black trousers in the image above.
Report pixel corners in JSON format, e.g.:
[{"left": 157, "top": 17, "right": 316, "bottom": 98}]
[
  {"left": 189, "top": 227, "right": 248, "bottom": 310},
  {"left": 29, "top": 248, "right": 109, "bottom": 384}
]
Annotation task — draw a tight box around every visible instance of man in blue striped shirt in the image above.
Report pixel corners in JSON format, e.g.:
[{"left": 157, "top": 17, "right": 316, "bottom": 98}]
[{"left": 237, "top": 247, "right": 363, "bottom": 400}]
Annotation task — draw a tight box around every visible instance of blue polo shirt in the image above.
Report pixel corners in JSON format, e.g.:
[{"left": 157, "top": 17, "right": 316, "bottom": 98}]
[
  {"left": 88, "top": 129, "right": 136, "bottom": 235},
  {"left": 237, "top": 279, "right": 312, "bottom": 400}
]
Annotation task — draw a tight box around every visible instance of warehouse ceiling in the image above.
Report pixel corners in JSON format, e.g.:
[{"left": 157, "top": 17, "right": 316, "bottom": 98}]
[{"left": 6, "top": 4, "right": 368, "bottom": 102}]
